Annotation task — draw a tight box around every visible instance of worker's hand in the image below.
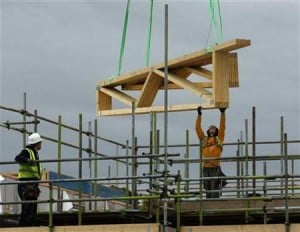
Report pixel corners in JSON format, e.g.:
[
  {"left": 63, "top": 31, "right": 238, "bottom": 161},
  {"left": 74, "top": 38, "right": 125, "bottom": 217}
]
[
  {"left": 219, "top": 107, "right": 226, "bottom": 113},
  {"left": 197, "top": 106, "right": 202, "bottom": 115}
]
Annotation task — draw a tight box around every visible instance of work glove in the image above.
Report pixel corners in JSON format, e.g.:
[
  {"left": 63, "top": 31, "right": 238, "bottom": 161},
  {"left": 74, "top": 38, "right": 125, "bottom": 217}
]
[
  {"left": 219, "top": 108, "right": 226, "bottom": 113},
  {"left": 197, "top": 106, "right": 202, "bottom": 116}
]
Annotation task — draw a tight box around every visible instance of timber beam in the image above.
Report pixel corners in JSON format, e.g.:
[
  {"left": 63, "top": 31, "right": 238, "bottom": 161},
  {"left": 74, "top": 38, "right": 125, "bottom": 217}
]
[{"left": 96, "top": 38, "right": 250, "bottom": 116}]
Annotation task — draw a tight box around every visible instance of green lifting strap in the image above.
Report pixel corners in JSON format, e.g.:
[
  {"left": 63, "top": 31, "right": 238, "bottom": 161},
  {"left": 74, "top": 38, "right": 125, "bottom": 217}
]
[
  {"left": 209, "top": 0, "right": 224, "bottom": 46},
  {"left": 117, "top": 0, "right": 131, "bottom": 76},
  {"left": 116, "top": 0, "right": 153, "bottom": 78},
  {"left": 146, "top": 0, "right": 154, "bottom": 67}
]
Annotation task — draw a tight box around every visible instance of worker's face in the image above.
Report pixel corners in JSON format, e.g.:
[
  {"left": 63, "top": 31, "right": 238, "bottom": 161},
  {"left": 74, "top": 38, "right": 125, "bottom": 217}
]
[
  {"left": 35, "top": 142, "right": 42, "bottom": 151},
  {"left": 208, "top": 127, "right": 217, "bottom": 137}
]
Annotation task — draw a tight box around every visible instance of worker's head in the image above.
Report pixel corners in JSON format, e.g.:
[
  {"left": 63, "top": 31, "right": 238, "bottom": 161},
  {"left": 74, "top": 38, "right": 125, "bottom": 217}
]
[
  {"left": 27, "top": 133, "right": 43, "bottom": 150},
  {"left": 207, "top": 125, "right": 218, "bottom": 137}
]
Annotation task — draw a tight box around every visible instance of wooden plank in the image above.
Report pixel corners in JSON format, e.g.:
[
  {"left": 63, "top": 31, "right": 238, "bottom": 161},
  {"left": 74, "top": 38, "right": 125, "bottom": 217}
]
[
  {"left": 158, "top": 51, "right": 210, "bottom": 71},
  {"left": 0, "top": 227, "right": 48, "bottom": 232},
  {"left": 165, "top": 39, "right": 249, "bottom": 69},
  {"left": 0, "top": 223, "right": 297, "bottom": 232},
  {"left": 172, "top": 67, "right": 192, "bottom": 79},
  {"left": 213, "top": 39, "right": 251, "bottom": 52},
  {"left": 187, "top": 67, "right": 212, "bottom": 80},
  {"left": 54, "top": 224, "right": 160, "bottom": 232},
  {"left": 98, "top": 103, "right": 216, "bottom": 116},
  {"left": 0, "top": 224, "right": 296, "bottom": 232},
  {"left": 229, "top": 53, "right": 239, "bottom": 87},
  {"left": 195, "top": 82, "right": 213, "bottom": 89},
  {"left": 99, "top": 69, "right": 149, "bottom": 87},
  {"left": 99, "top": 87, "right": 136, "bottom": 106},
  {"left": 122, "top": 82, "right": 212, "bottom": 91},
  {"left": 154, "top": 70, "right": 212, "bottom": 97},
  {"left": 100, "top": 51, "right": 210, "bottom": 87},
  {"left": 0, "top": 223, "right": 160, "bottom": 232},
  {"left": 181, "top": 224, "right": 285, "bottom": 232},
  {"left": 136, "top": 72, "right": 163, "bottom": 107},
  {"left": 97, "top": 90, "right": 112, "bottom": 111},
  {"left": 122, "top": 82, "right": 180, "bottom": 90},
  {"left": 213, "top": 51, "right": 229, "bottom": 108},
  {"left": 291, "top": 224, "right": 300, "bottom": 232}
]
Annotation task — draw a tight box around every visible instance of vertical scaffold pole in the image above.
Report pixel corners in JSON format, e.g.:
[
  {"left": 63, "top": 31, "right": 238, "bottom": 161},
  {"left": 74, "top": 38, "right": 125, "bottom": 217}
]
[
  {"left": 284, "top": 133, "right": 290, "bottom": 232},
  {"left": 155, "top": 129, "right": 160, "bottom": 223},
  {"left": 126, "top": 140, "right": 130, "bottom": 209},
  {"left": 244, "top": 119, "right": 250, "bottom": 222},
  {"left": 184, "top": 130, "right": 189, "bottom": 192},
  {"left": 57, "top": 115, "right": 62, "bottom": 212},
  {"left": 163, "top": 4, "right": 169, "bottom": 232},
  {"left": 149, "top": 113, "right": 153, "bottom": 194},
  {"left": 280, "top": 116, "right": 284, "bottom": 196},
  {"left": 252, "top": 106, "right": 256, "bottom": 196},
  {"left": 131, "top": 102, "right": 137, "bottom": 209},
  {"left": 48, "top": 182, "right": 54, "bottom": 232},
  {"left": 199, "top": 139, "right": 203, "bottom": 225},
  {"left": 23, "top": 92, "right": 27, "bottom": 147},
  {"left": 88, "top": 121, "right": 92, "bottom": 210},
  {"left": 94, "top": 119, "right": 98, "bottom": 210},
  {"left": 263, "top": 161, "right": 267, "bottom": 224},
  {"left": 78, "top": 113, "right": 83, "bottom": 225},
  {"left": 34, "top": 109, "right": 38, "bottom": 132},
  {"left": 176, "top": 170, "right": 181, "bottom": 232},
  {"left": 116, "top": 144, "right": 119, "bottom": 187},
  {"left": 240, "top": 131, "right": 244, "bottom": 197},
  {"left": 236, "top": 139, "right": 241, "bottom": 198}
]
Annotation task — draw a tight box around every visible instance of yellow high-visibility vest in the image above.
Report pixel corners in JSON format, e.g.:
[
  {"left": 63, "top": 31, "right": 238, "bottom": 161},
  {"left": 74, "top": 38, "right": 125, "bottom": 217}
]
[
  {"left": 18, "top": 148, "right": 43, "bottom": 179},
  {"left": 201, "top": 136, "right": 223, "bottom": 151}
]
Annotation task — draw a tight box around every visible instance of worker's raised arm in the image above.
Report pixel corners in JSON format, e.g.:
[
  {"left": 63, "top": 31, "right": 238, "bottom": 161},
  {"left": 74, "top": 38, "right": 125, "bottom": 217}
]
[
  {"left": 218, "top": 108, "right": 226, "bottom": 142},
  {"left": 195, "top": 107, "right": 206, "bottom": 140}
]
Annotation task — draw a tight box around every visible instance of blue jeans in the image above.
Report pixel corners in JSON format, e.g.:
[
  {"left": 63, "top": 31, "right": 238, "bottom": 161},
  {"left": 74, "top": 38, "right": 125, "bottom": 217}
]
[{"left": 203, "top": 167, "right": 221, "bottom": 198}]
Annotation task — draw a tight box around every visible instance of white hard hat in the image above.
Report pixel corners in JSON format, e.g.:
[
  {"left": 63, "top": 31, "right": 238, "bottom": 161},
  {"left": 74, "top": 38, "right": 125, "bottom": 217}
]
[{"left": 28, "top": 133, "right": 43, "bottom": 145}]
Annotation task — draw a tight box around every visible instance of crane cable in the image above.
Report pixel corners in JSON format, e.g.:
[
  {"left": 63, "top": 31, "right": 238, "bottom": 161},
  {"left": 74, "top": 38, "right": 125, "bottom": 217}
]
[
  {"left": 146, "top": 0, "right": 154, "bottom": 67},
  {"left": 117, "top": 0, "right": 153, "bottom": 77},
  {"left": 117, "top": 0, "right": 131, "bottom": 76},
  {"left": 116, "top": 1, "right": 221, "bottom": 76}
]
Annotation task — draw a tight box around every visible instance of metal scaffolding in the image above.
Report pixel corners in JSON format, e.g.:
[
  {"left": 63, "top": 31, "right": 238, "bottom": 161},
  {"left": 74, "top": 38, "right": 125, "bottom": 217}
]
[{"left": 0, "top": 94, "right": 300, "bottom": 232}]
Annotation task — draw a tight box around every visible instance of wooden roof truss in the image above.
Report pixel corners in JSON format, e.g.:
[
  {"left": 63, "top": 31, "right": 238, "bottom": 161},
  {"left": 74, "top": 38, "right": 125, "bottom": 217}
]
[{"left": 96, "top": 39, "right": 250, "bottom": 116}]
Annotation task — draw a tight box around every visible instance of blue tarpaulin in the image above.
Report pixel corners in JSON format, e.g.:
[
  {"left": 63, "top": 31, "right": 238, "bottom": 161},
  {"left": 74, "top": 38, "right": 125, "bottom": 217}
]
[{"left": 48, "top": 171, "right": 126, "bottom": 198}]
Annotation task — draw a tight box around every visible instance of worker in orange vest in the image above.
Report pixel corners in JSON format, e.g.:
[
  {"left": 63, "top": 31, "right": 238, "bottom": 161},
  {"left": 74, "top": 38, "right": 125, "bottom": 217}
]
[{"left": 195, "top": 107, "right": 227, "bottom": 198}]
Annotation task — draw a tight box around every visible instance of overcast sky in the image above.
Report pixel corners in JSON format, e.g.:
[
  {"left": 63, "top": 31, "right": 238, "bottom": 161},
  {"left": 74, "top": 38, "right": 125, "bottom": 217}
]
[{"left": 0, "top": 0, "right": 299, "bottom": 179}]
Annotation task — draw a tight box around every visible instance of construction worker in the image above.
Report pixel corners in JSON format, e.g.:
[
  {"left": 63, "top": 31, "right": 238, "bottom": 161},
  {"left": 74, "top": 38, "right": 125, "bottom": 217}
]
[
  {"left": 195, "top": 107, "right": 227, "bottom": 198},
  {"left": 15, "top": 132, "right": 43, "bottom": 226}
]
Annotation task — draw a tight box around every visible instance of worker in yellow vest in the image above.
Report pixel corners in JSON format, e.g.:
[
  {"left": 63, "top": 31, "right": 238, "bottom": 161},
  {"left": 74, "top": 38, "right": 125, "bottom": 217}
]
[
  {"left": 195, "top": 107, "right": 227, "bottom": 198},
  {"left": 15, "top": 133, "right": 43, "bottom": 226}
]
